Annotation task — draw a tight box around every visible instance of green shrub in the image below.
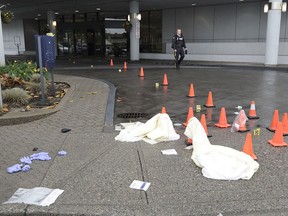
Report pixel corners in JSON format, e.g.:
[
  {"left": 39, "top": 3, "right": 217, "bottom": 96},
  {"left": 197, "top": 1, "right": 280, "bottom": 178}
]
[
  {"left": 25, "top": 80, "right": 48, "bottom": 94},
  {"left": 30, "top": 73, "right": 42, "bottom": 83},
  {"left": 2, "top": 87, "right": 30, "bottom": 106},
  {"left": 0, "top": 60, "right": 48, "bottom": 81}
]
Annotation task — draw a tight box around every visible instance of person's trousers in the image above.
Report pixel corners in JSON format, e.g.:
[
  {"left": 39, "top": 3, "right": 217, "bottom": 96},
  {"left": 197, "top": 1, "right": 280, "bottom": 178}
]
[{"left": 174, "top": 47, "right": 185, "bottom": 66}]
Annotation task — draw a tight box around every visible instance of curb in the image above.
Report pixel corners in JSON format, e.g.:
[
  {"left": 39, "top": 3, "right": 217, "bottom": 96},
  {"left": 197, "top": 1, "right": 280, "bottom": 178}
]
[{"left": 101, "top": 79, "right": 116, "bottom": 133}]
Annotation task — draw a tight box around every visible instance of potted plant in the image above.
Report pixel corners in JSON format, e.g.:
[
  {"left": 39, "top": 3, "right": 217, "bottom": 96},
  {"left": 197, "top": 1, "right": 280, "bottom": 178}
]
[
  {"left": 1, "top": 10, "right": 14, "bottom": 24},
  {"left": 123, "top": 21, "right": 132, "bottom": 32}
]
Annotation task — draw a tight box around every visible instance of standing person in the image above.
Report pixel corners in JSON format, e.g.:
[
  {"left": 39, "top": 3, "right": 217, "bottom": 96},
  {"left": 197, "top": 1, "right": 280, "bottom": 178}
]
[{"left": 171, "top": 29, "right": 187, "bottom": 69}]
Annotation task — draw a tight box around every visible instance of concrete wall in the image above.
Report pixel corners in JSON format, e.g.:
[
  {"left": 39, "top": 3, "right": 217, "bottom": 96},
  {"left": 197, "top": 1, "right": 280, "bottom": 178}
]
[
  {"left": 144, "top": 2, "right": 288, "bottom": 64},
  {"left": 2, "top": 19, "right": 26, "bottom": 55}
]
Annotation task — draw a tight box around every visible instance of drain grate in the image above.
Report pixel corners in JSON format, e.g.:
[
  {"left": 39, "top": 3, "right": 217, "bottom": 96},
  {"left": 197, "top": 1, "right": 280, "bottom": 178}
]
[{"left": 117, "top": 112, "right": 148, "bottom": 119}]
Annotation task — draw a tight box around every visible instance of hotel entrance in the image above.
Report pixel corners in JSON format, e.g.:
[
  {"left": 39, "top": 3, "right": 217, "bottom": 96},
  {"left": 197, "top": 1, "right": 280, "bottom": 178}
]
[
  {"left": 56, "top": 12, "right": 106, "bottom": 57},
  {"left": 56, "top": 12, "right": 128, "bottom": 57},
  {"left": 57, "top": 28, "right": 105, "bottom": 57}
]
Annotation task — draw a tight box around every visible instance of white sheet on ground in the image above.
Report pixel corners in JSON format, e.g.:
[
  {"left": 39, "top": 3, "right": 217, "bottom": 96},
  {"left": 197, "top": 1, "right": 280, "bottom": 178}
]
[
  {"left": 161, "top": 149, "right": 178, "bottom": 155},
  {"left": 3, "top": 187, "right": 64, "bottom": 206},
  {"left": 184, "top": 117, "right": 259, "bottom": 180},
  {"left": 115, "top": 113, "right": 180, "bottom": 144}
]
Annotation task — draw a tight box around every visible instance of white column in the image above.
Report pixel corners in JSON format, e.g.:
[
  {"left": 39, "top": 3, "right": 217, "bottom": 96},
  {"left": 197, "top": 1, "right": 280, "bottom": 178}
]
[
  {"left": 264, "top": 0, "right": 282, "bottom": 66},
  {"left": 129, "top": 0, "right": 140, "bottom": 61},
  {"left": 0, "top": 10, "right": 5, "bottom": 66},
  {"left": 47, "top": 10, "right": 57, "bottom": 56}
]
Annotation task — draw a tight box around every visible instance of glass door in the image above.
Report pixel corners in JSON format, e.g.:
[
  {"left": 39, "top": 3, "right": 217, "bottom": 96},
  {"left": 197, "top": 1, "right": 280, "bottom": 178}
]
[
  {"left": 75, "top": 31, "right": 87, "bottom": 55},
  {"left": 57, "top": 31, "right": 74, "bottom": 56}
]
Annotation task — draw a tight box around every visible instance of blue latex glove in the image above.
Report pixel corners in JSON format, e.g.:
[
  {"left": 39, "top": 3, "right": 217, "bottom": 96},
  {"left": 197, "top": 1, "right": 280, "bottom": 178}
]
[
  {"left": 21, "top": 165, "right": 31, "bottom": 172},
  {"left": 20, "top": 156, "right": 32, "bottom": 164},
  {"left": 7, "top": 164, "right": 22, "bottom": 174},
  {"left": 30, "top": 152, "right": 51, "bottom": 161},
  {"left": 58, "top": 151, "right": 67, "bottom": 156}
]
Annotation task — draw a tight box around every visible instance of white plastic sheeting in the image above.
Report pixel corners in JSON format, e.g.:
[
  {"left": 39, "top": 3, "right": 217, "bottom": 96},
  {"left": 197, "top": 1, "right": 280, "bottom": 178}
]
[
  {"left": 184, "top": 117, "right": 259, "bottom": 180},
  {"left": 115, "top": 113, "right": 180, "bottom": 144}
]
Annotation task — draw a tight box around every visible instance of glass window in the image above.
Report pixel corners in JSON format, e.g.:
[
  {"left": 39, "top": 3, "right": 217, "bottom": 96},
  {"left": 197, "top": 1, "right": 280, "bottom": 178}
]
[
  {"left": 63, "top": 14, "right": 73, "bottom": 23},
  {"left": 140, "top": 10, "right": 162, "bottom": 53},
  {"left": 75, "top": 14, "right": 85, "bottom": 22},
  {"left": 106, "top": 28, "right": 126, "bottom": 57},
  {"left": 87, "top": 13, "right": 97, "bottom": 22}
]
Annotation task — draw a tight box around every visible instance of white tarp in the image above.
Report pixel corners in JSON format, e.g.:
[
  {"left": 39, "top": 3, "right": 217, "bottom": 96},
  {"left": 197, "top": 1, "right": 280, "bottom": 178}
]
[
  {"left": 184, "top": 117, "right": 259, "bottom": 180},
  {"left": 3, "top": 187, "right": 64, "bottom": 206},
  {"left": 115, "top": 113, "right": 180, "bottom": 144}
]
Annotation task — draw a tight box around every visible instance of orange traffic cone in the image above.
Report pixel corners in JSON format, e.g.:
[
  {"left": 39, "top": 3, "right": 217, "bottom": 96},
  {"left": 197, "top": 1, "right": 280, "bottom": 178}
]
[
  {"left": 242, "top": 133, "right": 257, "bottom": 160},
  {"left": 248, "top": 101, "right": 259, "bottom": 119},
  {"left": 186, "top": 83, "right": 196, "bottom": 98},
  {"left": 200, "top": 114, "right": 212, "bottom": 137},
  {"left": 282, "top": 113, "right": 288, "bottom": 136},
  {"left": 139, "top": 67, "right": 144, "bottom": 77},
  {"left": 162, "top": 73, "right": 169, "bottom": 86},
  {"left": 268, "top": 121, "right": 288, "bottom": 147},
  {"left": 124, "top": 61, "right": 128, "bottom": 70},
  {"left": 238, "top": 123, "right": 250, "bottom": 133},
  {"left": 161, "top": 107, "right": 167, "bottom": 114},
  {"left": 215, "top": 107, "right": 231, "bottom": 128},
  {"left": 110, "top": 59, "right": 114, "bottom": 67},
  {"left": 266, "top": 109, "right": 279, "bottom": 132},
  {"left": 183, "top": 107, "right": 194, "bottom": 127},
  {"left": 204, "top": 91, "right": 215, "bottom": 108},
  {"left": 185, "top": 138, "right": 193, "bottom": 146}
]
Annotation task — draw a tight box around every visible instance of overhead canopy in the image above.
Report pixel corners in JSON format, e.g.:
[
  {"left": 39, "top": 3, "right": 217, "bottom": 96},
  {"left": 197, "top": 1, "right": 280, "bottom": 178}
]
[{"left": 1, "top": 0, "right": 262, "bottom": 19}]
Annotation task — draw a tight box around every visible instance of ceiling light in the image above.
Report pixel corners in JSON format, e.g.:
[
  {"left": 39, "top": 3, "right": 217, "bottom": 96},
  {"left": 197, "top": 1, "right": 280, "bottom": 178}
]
[
  {"left": 37, "top": 13, "right": 41, "bottom": 17},
  {"left": 75, "top": 10, "right": 79, "bottom": 13},
  {"left": 282, "top": 2, "right": 287, "bottom": 12},
  {"left": 192, "top": 4, "right": 196, "bottom": 6},
  {"left": 264, "top": 4, "right": 269, "bottom": 13},
  {"left": 96, "top": 7, "right": 101, "bottom": 11},
  {"left": 55, "top": 12, "right": 59, "bottom": 15}
]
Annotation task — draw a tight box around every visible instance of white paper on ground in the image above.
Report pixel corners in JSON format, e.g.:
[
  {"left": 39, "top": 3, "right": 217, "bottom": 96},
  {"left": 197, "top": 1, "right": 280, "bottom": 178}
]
[
  {"left": 3, "top": 187, "right": 64, "bottom": 206},
  {"left": 161, "top": 149, "right": 178, "bottom": 155},
  {"left": 129, "top": 180, "right": 151, "bottom": 191},
  {"left": 185, "top": 145, "right": 193, "bottom": 150},
  {"left": 115, "top": 124, "right": 125, "bottom": 131}
]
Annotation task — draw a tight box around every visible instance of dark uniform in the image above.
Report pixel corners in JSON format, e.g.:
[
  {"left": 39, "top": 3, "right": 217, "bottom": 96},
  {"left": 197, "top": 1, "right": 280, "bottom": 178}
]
[{"left": 172, "top": 33, "right": 187, "bottom": 68}]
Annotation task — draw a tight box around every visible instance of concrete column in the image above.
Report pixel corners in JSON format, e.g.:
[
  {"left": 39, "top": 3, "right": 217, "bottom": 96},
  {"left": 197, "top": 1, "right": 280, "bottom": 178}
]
[
  {"left": 264, "top": 0, "right": 282, "bottom": 66},
  {"left": 0, "top": 10, "right": 5, "bottom": 66},
  {"left": 47, "top": 10, "right": 57, "bottom": 56},
  {"left": 129, "top": 0, "right": 140, "bottom": 61}
]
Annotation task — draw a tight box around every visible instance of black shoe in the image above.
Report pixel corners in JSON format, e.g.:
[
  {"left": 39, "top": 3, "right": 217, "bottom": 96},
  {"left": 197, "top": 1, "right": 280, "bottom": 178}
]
[
  {"left": 61, "top": 128, "right": 71, "bottom": 133},
  {"left": 176, "top": 64, "right": 180, "bottom": 69}
]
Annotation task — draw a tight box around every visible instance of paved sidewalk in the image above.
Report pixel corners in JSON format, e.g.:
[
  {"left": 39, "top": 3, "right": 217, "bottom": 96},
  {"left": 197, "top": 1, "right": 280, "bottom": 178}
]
[{"left": 1, "top": 61, "right": 288, "bottom": 215}]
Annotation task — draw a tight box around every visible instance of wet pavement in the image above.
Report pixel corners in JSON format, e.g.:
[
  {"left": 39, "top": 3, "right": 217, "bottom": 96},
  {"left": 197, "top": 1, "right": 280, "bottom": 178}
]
[
  {"left": 1, "top": 58, "right": 288, "bottom": 215},
  {"left": 56, "top": 61, "right": 288, "bottom": 129}
]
